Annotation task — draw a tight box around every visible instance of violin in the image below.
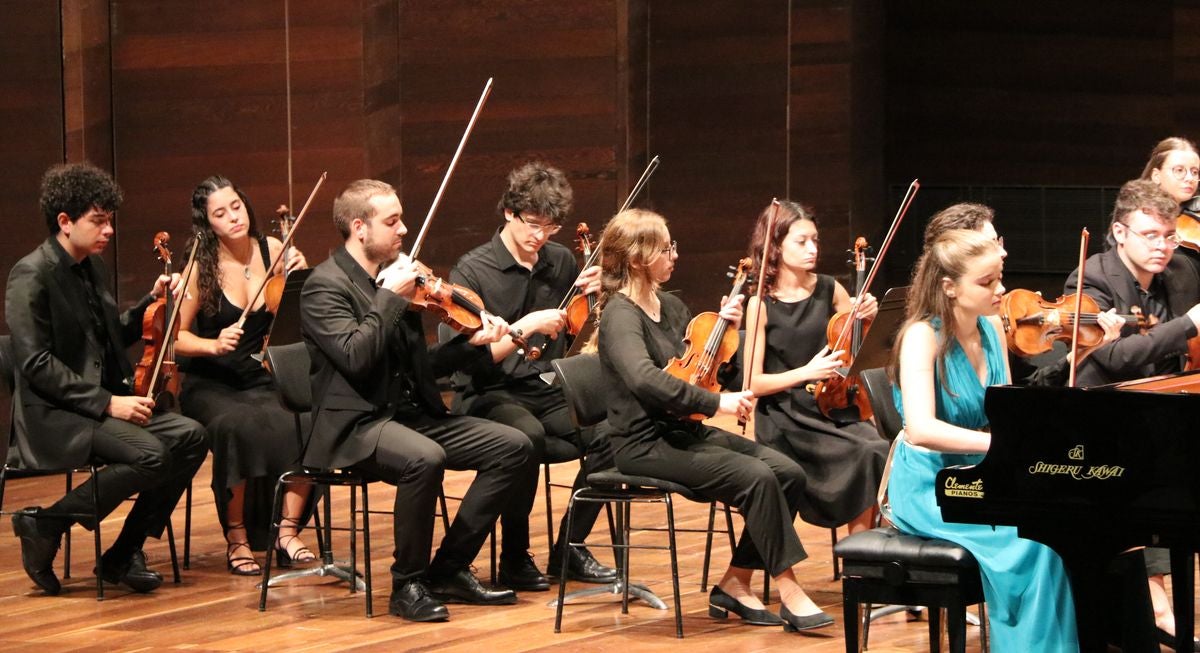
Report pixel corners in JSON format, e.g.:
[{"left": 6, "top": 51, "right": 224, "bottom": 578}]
[
  {"left": 812, "top": 238, "right": 874, "bottom": 422},
  {"left": 1177, "top": 210, "right": 1200, "bottom": 254},
  {"left": 133, "top": 232, "right": 196, "bottom": 409},
  {"left": 405, "top": 258, "right": 527, "bottom": 350},
  {"left": 524, "top": 222, "right": 597, "bottom": 361},
  {"left": 262, "top": 203, "right": 297, "bottom": 315},
  {"left": 1001, "top": 288, "right": 1156, "bottom": 358},
  {"left": 664, "top": 258, "right": 751, "bottom": 420}
]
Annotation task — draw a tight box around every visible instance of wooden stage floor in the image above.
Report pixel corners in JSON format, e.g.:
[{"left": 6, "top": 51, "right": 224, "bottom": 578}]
[{"left": 0, "top": 415, "right": 1190, "bottom": 652}]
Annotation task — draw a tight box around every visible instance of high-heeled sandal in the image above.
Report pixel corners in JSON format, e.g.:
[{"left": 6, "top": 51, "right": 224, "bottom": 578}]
[
  {"left": 226, "top": 541, "right": 261, "bottom": 576},
  {"left": 275, "top": 519, "right": 316, "bottom": 566}
]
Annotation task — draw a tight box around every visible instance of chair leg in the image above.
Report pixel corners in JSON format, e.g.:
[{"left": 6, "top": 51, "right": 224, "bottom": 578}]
[
  {"left": 165, "top": 518, "right": 181, "bottom": 584},
  {"left": 948, "top": 602, "right": 968, "bottom": 653},
  {"left": 700, "top": 502, "right": 716, "bottom": 591},
  {"left": 842, "top": 586, "right": 862, "bottom": 653},
  {"left": 90, "top": 466, "right": 103, "bottom": 601},
  {"left": 620, "top": 500, "right": 632, "bottom": 614},
  {"left": 830, "top": 527, "right": 841, "bottom": 581},
  {"left": 64, "top": 472, "right": 73, "bottom": 579},
  {"left": 929, "top": 606, "right": 944, "bottom": 653},
  {"left": 978, "top": 602, "right": 989, "bottom": 653},
  {"left": 437, "top": 487, "right": 451, "bottom": 533},
  {"left": 349, "top": 481, "right": 358, "bottom": 595},
  {"left": 490, "top": 523, "right": 497, "bottom": 585},
  {"left": 664, "top": 494, "right": 683, "bottom": 639},
  {"left": 554, "top": 490, "right": 581, "bottom": 633},
  {"left": 183, "top": 482, "right": 192, "bottom": 570},
  {"left": 259, "top": 473, "right": 289, "bottom": 611},
  {"left": 543, "top": 462, "right": 554, "bottom": 550},
  {"left": 360, "top": 480, "right": 373, "bottom": 618}
]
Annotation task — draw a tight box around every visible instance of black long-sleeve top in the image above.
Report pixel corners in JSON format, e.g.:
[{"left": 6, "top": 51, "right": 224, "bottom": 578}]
[{"left": 597, "top": 291, "right": 720, "bottom": 449}]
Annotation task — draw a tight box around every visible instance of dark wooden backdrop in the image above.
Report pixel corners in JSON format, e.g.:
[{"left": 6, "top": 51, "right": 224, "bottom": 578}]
[{"left": 5, "top": 0, "right": 1200, "bottom": 329}]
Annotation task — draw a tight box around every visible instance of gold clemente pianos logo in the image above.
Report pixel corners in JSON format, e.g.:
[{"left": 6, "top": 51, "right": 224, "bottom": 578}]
[
  {"left": 1028, "top": 444, "right": 1125, "bottom": 481},
  {"left": 943, "top": 477, "right": 984, "bottom": 499}
]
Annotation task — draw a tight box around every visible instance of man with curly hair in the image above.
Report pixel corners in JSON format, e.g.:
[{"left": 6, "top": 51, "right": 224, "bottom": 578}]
[
  {"left": 6, "top": 162, "right": 207, "bottom": 595},
  {"left": 440, "top": 162, "right": 617, "bottom": 591}
]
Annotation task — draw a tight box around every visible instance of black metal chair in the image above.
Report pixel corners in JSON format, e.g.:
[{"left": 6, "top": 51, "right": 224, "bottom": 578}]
[
  {"left": 0, "top": 334, "right": 184, "bottom": 598},
  {"left": 553, "top": 353, "right": 739, "bottom": 639},
  {"left": 832, "top": 367, "right": 988, "bottom": 653},
  {"left": 259, "top": 343, "right": 373, "bottom": 617}
]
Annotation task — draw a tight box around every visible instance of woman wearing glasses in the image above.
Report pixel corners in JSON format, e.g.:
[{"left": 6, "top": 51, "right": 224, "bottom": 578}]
[{"left": 595, "top": 208, "right": 833, "bottom": 633}]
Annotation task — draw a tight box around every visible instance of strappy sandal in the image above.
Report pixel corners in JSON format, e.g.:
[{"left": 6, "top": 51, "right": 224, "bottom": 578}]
[
  {"left": 226, "top": 541, "right": 261, "bottom": 576},
  {"left": 276, "top": 519, "right": 316, "bottom": 566}
]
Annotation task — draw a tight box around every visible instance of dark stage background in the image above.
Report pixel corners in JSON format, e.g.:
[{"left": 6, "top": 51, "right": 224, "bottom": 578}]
[{"left": 3, "top": 0, "right": 1200, "bottom": 330}]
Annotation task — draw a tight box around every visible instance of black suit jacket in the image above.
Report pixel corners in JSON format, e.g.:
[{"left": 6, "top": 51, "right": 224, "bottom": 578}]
[
  {"left": 5, "top": 237, "right": 156, "bottom": 468},
  {"left": 299, "top": 247, "right": 487, "bottom": 469},
  {"left": 1064, "top": 247, "right": 1200, "bottom": 386}
]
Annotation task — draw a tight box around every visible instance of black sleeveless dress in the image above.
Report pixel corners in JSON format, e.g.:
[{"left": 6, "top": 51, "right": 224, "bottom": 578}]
[
  {"left": 179, "top": 237, "right": 307, "bottom": 549},
  {"left": 753, "top": 274, "right": 888, "bottom": 527}
]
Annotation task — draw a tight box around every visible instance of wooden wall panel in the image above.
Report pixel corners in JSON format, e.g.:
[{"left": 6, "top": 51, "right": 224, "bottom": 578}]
[
  {"left": 397, "top": 0, "right": 623, "bottom": 276},
  {"left": 885, "top": 1, "right": 1173, "bottom": 188},
  {"left": 0, "top": 2, "right": 64, "bottom": 330},
  {"left": 62, "top": 0, "right": 113, "bottom": 170},
  {"left": 643, "top": 0, "right": 789, "bottom": 309}
]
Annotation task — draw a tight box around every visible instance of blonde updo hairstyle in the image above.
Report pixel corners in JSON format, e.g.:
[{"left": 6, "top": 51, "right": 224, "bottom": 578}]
[{"left": 593, "top": 208, "right": 671, "bottom": 322}]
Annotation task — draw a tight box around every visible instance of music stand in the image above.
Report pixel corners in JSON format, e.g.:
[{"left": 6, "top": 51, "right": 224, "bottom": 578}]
[
  {"left": 266, "top": 269, "right": 312, "bottom": 347},
  {"left": 847, "top": 286, "right": 908, "bottom": 376}
]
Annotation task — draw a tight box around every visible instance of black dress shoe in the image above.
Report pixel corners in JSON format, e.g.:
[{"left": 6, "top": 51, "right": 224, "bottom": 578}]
[
  {"left": 498, "top": 554, "right": 549, "bottom": 591},
  {"left": 1156, "top": 626, "right": 1200, "bottom": 651},
  {"left": 389, "top": 579, "right": 449, "bottom": 622},
  {"left": 548, "top": 546, "right": 618, "bottom": 584},
  {"left": 427, "top": 568, "right": 517, "bottom": 605},
  {"left": 11, "top": 509, "right": 63, "bottom": 595},
  {"left": 780, "top": 603, "right": 834, "bottom": 632},
  {"left": 96, "top": 550, "right": 163, "bottom": 593},
  {"left": 708, "top": 586, "right": 784, "bottom": 626}
]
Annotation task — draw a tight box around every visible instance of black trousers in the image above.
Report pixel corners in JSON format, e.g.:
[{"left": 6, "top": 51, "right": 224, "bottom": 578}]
[
  {"left": 468, "top": 381, "right": 614, "bottom": 560},
  {"left": 351, "top": 413, "right": 533, "bottom": 582},
  {"left": 613, "top": 425, "right": 808, "bottom": 577},
  {"left": 48, "top": 412, "right": 207, "bottom": 560}
]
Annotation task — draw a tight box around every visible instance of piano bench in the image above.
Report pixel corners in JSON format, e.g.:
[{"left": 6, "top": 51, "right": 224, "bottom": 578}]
[{"left": 834, "top": 526, "right": 987, "bottom": 653}]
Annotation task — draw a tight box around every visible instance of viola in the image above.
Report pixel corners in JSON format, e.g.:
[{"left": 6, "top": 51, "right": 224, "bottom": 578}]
[
  {"left": 809, "top": 179, "right": 920, "bottom": 422},
  {"left": 1001, "top": 287, "right": 1156, "bottom": 358},
  {"left": 1178, "top": 211, "right": 1200, "bottom": 254},
  {"left": 405, "top": 258, "right": 527, "bottom": 350},
  {"left": 664, "top": 258, "right": 751, "bottom": 420},
  {"left": 134, "top": 232, "right": 198, "bottom": 409},
  {"left": 524, "top": 222, "right": 597, "bottom": 361},
  {"left": 812, "top": 237, "right": 874, "bottom": 422},
  {"left": 262, "top": 203, "right": 298, "bottom": 315}
]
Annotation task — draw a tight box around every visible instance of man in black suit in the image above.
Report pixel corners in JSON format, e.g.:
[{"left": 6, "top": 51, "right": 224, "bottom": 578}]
[
  {"left": 1065, "top": 179, "right": 1200, "bottom": 387},
  {"left": 300, "top": 179, "right": 535, "bottom": 622},
  {"left": 5, "top": 162, "right": 207, "bottom": 595}
]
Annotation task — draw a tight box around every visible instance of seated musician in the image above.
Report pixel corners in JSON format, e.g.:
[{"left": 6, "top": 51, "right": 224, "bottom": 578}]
[
  {"left": 921, "top": 202, "right": 1122, "bottom": 386},
  {"left": 741, "top": 200, "right": 887, "bottom": 535},
  {"left": 889, "top": 228, "right": 1078, "bottom": 651},
  {"left": 173, "top": 176, "right": 314, "bottom": 576},
  {"left": 595, "top": 208, "right": 833, "bottom": 632},
  {"left": 6, "top": 162, "right": 207, "bottom": 595},
  {"left": 1065, "top": 178, "right": 1200, "bottom": 648},
  {"left": 440, "top": 162, "right": 616, "bottom": 590},
  {"left": 300, "top": 179, "right": 535, "bottom": 621}
]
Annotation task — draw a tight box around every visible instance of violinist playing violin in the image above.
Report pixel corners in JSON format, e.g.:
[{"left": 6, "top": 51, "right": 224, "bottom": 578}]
[
  {"left": 6, "top": 162, "right": 207, "bottom": 596},
  {"left": 300, "top": 179, "right": 531, "bottom": 622},
  {"left": 742, "top": 201, "right": 888, "bottom": 536},
  {"left": 172, "top": 176, "right": 314, "bottom": 577},
  {"left": 440, "top": 162, "right": 616, "bottom": 590},
  {"left": 596, "top": 208, "right": 833, "bottom": 632},
  {"left": 921, "top": 202, "right": 1125, "bottom": 387},
  {"left": 1067, "top": 176, "right": 1200, "bottom": 649}
]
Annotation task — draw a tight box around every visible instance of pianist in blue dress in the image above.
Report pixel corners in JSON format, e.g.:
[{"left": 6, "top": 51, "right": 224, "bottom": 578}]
[{"left": 887, "top": 228, "right": 1079, "bottom": 652}]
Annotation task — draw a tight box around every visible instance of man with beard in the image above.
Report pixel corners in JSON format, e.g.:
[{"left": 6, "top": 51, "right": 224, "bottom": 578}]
[{"left": 300, "top": 179, "right": 535, "bottom": 621}]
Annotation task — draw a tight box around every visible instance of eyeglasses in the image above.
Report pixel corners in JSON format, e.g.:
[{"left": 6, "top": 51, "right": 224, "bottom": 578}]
[
  {"left": 1168, "top": 165, "right": 1200, "bottom": 181},
  {"left": 1121, "top": 224, "right": 1182, "bottom": 249},
  {"left": 660, "top": 240, "right": 678, "bottom": 255},
  {"left": 512, "top": 212, "right": 562, "bottom": 235}
]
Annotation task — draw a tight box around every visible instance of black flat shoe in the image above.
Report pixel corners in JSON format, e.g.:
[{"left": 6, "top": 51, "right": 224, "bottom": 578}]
[
  {"left": 390, "top": 579, "right": 449, "bottom": 622},
  {"left": 427, "top": 568, "right": 517, "bottom": 605},
  {"left": 11, "top": 509, "right": 63, "bottom": 595},
  {"left": 1156, "top": 626, "right": 1200, "bottom": 651},
  {"left": 708, "top": 586, "right": 784, "bottom": 626},
  {"left": 780, "top": 603, "right": 834, "bottom": 632}
]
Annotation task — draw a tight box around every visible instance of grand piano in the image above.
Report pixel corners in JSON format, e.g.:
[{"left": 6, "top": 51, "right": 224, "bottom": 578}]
[{"left": 937, "top": 370, "right": 1200, "bottom": 652}]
